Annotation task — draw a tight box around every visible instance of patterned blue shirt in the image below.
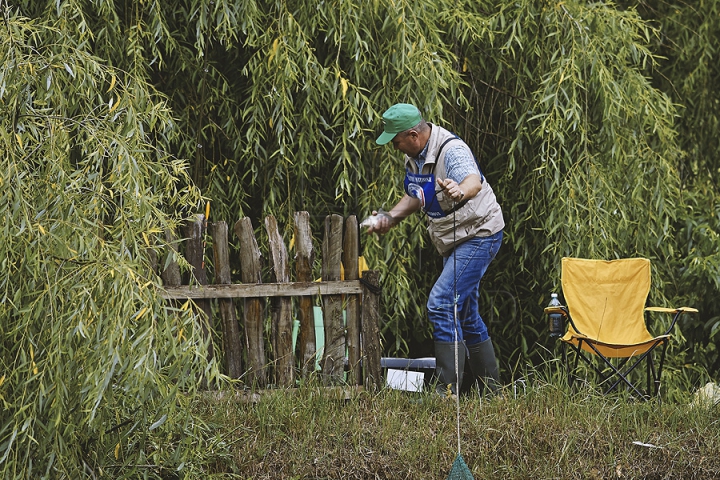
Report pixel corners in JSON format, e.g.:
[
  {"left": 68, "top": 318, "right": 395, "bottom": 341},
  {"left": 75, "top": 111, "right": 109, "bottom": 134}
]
[{"left": 413, "top": 144, "right": 480, "bottom": 184}]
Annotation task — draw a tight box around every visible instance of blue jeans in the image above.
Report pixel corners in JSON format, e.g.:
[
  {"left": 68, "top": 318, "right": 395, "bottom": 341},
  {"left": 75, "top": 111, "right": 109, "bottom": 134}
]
[{"left": 428, "top": 231, "right": 503, "bottom": 345}]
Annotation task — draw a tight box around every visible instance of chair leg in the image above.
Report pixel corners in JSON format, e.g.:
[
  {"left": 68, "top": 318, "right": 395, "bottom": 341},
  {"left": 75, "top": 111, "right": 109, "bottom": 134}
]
[
  {"left": 561, "top": 342, "right": 569, "bottom": 387},
  {"left": 647, "top": 354, "right": 653, "bottom": 396},
  {"left": 603, "top": 357, "right": 632, "bottom": 394},
  {"left": 591, "top": 346, "right": 648, "bottom": 399},
  {"left": 562, "top": 339, "right": 667, "bottom": 401},
  {"left": 566, "top": 340, "right": 669, "bottom": 401},
  {"left": 593, "top": 343, "right": 667, "bottom": 400},
  {"left": 566, "top": 341, "right": 583, "bottom": 390},
  {"left": 560, "top": 341, "right": 573, "bottom": 389},
  {"left": 654, "top": 341, "right": 669, "bottom": 397}
]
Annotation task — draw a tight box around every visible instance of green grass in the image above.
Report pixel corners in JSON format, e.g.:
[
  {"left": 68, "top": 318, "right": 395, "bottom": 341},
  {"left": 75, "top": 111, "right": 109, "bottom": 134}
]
[{"left": 186, "top": 375, "right": 720, "bottom": 479}]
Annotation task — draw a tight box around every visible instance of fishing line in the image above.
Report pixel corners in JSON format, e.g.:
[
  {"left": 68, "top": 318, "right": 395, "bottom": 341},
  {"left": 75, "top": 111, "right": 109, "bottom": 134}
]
[{"left": 447, "top": 193, "right": 474, "bottom": 480}]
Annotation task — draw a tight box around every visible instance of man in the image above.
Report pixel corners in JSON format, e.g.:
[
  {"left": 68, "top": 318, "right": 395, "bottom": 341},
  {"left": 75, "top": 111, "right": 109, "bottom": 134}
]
[{"left": 369, "top": 103, "right": 504, "bottom": 396}]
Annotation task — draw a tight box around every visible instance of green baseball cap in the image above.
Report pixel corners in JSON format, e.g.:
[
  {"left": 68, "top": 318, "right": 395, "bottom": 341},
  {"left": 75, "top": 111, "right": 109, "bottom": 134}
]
[{"left": 376, "top": 103, "right": 422, "bottom": 145}]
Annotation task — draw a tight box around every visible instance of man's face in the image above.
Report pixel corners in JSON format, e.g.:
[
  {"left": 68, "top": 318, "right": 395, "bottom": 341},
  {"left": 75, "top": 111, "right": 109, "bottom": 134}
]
[{"left": 391, "top": 129, "right": 420, "bottom": 156}]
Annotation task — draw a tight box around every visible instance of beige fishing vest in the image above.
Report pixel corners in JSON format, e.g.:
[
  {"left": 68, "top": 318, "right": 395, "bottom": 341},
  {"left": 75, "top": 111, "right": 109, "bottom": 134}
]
[{"left": 404, "top": 124, "right": 504, "bottom": 255}]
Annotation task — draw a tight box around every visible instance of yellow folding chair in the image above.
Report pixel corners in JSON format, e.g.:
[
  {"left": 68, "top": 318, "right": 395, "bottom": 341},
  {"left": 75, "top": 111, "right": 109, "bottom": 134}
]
[{"left": 545, "top": 257, "right": 698, "bottom": 400}]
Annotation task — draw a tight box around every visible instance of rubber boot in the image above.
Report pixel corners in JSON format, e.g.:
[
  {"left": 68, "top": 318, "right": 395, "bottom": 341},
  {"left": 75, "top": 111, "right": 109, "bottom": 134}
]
[
  {"left": 434, "top": 341, "right": 466, "bottom": 397},
  {"left": 467, "top": 338, "right": 500, "bottom": 395}
]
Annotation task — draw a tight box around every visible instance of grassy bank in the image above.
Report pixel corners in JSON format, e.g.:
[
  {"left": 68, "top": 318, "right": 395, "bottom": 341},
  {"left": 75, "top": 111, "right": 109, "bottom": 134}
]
[{"left": 187, "top": 378, "right": 720, "bottom": 479}]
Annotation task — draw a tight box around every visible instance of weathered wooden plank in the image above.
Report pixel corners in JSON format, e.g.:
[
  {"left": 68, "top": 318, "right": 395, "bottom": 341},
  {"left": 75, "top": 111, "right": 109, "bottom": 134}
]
[
  {"left": 343, "top": 215, "right": 361, "bottom": 385},
  {"left": 233, "top": 217, "right": 266, "bottom": 388},
  {"left": 183, "top": 214, "right": 214, "bottom": 363},
  {"left": 159, "top": 280, "right": 362, "bottom": 299},
  {"left": 210, "top": 221, "right": 243, "bottom": 379},
  {"left": 265, "top": 215, "right": 294, "bottom": 387},
  {"left": 294, "top": 212, "right": 316, "bottom": 377},
  {"left": 321, "top": 214, "right": 345, "bottom": 385},
  {"left": 361, "top": 270, "right": 383, "bottom": 391}
]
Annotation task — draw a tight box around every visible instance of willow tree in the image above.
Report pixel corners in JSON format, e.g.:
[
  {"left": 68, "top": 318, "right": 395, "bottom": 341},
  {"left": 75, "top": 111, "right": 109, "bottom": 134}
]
[{"left": 0, "top": 5, "right": 218, "bottom": 479}]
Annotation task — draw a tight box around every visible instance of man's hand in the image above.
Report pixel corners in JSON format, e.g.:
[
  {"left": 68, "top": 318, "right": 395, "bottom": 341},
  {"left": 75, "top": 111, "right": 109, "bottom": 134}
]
[
  {"left": 364, "top": 210, "right": 394, "bottom": 234},
  {"left": 437, "top": 174, "right": 482, "bottom": 203},
  {"left": 361, "top": 195, "right": 421, "bottom": 234},
  {"left": 437, "top": 177, "right": 465, "bottom": 202}
]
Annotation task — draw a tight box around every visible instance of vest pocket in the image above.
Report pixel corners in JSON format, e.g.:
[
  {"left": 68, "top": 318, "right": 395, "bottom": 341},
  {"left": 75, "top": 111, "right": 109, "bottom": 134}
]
[{"left": 428, "top": 208, "right": 476, "bottom": 254}]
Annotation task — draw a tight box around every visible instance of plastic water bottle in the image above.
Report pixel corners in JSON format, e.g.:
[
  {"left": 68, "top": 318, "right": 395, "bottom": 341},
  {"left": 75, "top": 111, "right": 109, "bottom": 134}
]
[{"left": 548, "top": 293, "right": 564, "bottom": 337}]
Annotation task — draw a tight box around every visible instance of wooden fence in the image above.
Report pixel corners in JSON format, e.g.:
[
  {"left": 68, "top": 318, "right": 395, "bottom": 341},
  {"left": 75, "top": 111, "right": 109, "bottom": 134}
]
[{"left": 159, "top": 212, "right": 383, "bottom": 391}]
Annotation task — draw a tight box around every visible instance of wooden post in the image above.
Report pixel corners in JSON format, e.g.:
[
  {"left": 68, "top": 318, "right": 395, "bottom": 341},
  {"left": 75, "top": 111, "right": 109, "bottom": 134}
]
[
  {"left": 265, "top": 215, "right": 294, "bottom": 387},
  {"left": 294, "top": 212, "right": 316, "bottom": 377},
  {"left": 343, "top": 215, "right": 361, "bottom": 385},
  {"left": 183, "top": 214, "right": 214, "bottom": 363},
  {"left": 160, "top": 228, "right": 182, "bottom": 287},
  {"left": 145, "top": 244, "right": 158, "bottom": 276},
  {"left": 321, "top": 214, "right": 345, "bottom": 385},
  {"left": 361, "top": 270, "right": 383, "bottom": 391},
  {"left": 210, "top": 221, "right": 243, "bottom": 379},
  {"left": 233, "top": 217, "right": 266, "bottom": 388}
]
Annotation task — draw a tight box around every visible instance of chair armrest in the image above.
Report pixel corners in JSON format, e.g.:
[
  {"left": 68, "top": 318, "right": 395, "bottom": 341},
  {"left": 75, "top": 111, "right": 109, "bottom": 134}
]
[
  {"left": 645, "top": 306, "right": 699, "bottom": 314},
  {"left": 645, "top": 306, "right": 699, "bottom": 336},
  {"left": 544, "top": 306, "right": 567, "bottom": 315}
]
